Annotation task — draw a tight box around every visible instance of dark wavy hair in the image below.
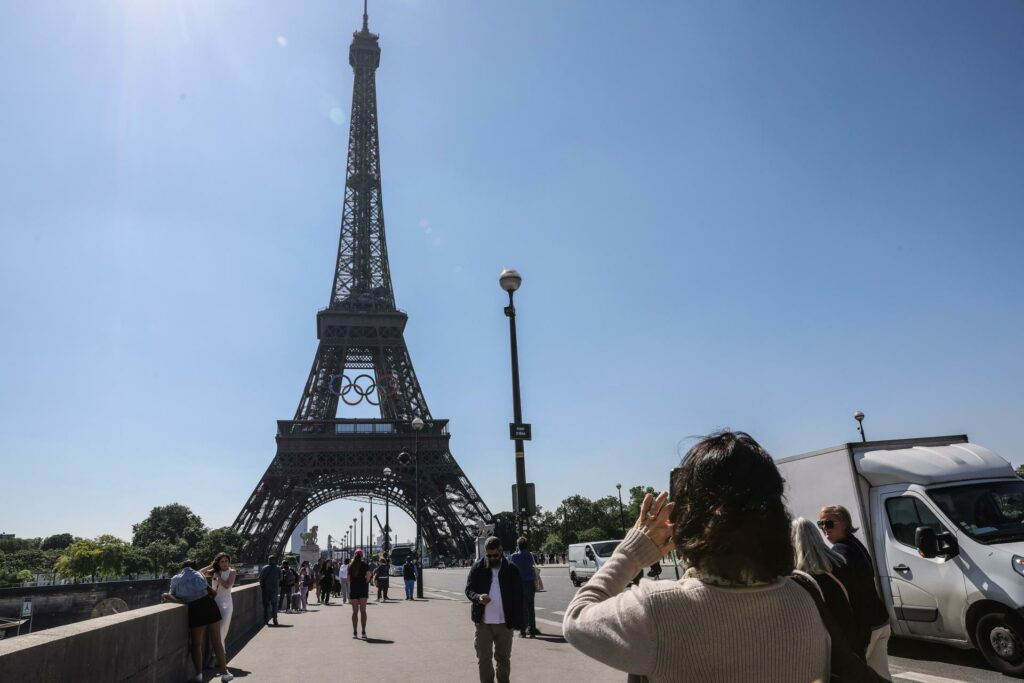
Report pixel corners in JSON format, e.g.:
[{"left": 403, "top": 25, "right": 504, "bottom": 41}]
[{"left": 669, "top": 431, "right": 793, "bottom": 583}]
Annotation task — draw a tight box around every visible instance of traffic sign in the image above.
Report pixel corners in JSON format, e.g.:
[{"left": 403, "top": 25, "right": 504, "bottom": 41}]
[{"left": 509, "top": 423, "right": 532, "bottom": 440}]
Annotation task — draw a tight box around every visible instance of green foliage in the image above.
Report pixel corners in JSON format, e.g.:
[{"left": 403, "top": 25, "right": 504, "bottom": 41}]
[
  {"left": 578, "top": 526, "right": 606, "bottom": 543},
  {"left": 0, "top": 537, "right": 41, "bottom": 553},
  {"left": 14, "top": 569, "right": 33, "bottom": 583},
  {"left": 141, "top": 540, "right": 189, "bottom": 577},
  {"left": 1016, "top": 464, "right": 1024, "bottom": 479},
  {"left": 132, "top": 503, "right": 206, "bottom": 549},
  {"left": 539, "top": 532, "right": 564, "bottom": 557},
  {"left": 41, "top": 533, "right": 76, "bottom": 551},
  {"left": 192, "top": 527, "right": 245, "bottom": 566},
  {"left": 54, "top": 535, "right": 131, "bottom": 581},
  {"left": 54, "top": 539, "right": 102, "bottom": 581}
]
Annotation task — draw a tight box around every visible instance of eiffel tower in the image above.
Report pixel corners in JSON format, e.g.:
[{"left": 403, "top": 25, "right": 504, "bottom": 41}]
[{"left": 233, "top": 5, "right": 492, "bottom": 562}]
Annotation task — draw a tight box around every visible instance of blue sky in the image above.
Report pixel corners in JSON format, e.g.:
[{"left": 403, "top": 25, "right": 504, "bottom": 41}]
[{"left": 1, "top": 1, "right": 1022, "bottom": 547}]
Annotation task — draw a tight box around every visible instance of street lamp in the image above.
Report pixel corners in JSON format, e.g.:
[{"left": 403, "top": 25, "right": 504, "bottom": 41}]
[
  {"left": 383, "top": 466, "right": 393, "bottom": 558},
  {"left": 616, "top": 483, "right": 625, "bottom": 537},
  {"left": 353, "top": 518, "right": 358, "bottom": 555},
  {"left": 412, "top": 416, "right": 425, "bottom": 598},
  {"left": 500, "top": 268, "right": 530, "bottom": 537},
  {"left": 854, "top": 411, "right": 867, "bottom": 442},
  {"left": 369, "top": 495, "right": 374, "bottom": 556},
  {"left": 359, "top": 507, "right": 365, "bottom": 555}
]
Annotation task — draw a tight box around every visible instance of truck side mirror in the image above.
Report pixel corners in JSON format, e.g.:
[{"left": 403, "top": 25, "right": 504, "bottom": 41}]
[
  {"left": 916, "top": 526, "right": 939, "bottom": 559},
  {"left": 936, "top": 530, "right": 960, "bottom": 560}
]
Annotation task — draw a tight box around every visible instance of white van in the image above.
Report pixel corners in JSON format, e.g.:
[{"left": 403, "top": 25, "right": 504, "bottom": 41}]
[
  {"left": 779, "top": 435, "right": 1024, "bottom": 676},
  {"left": 568, "top": 540, "right": 621, "bottom": 586}
]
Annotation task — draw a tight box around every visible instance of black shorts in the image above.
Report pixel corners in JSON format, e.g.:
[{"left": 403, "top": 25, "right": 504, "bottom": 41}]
[{"left": 188, "top": 595, "right": 222, "bottom": 628}]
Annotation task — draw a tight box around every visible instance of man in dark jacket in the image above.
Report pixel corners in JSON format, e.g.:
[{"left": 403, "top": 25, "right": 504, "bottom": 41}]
[
  {"left": 257, "top": 555, "right": 282, "bottom": 626},
  {"left": 465, "top": 537, "right": 524, "bottom": 683}
]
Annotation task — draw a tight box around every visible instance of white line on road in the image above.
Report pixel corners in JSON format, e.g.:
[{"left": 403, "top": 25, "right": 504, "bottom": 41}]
[
  {"left": 552, "top": 611, "right": 565, "bottom": 616},
  {"left": 535, "top": 617, "right": 564, "bottom": 629},
  {"left": 894, "top": 672, "right": 968, "bottom": 683}
]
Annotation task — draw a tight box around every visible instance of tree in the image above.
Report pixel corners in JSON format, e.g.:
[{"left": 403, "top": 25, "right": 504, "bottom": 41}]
[
  {"left": 122, "top": 546, "right": 148, "bottom": 579},
  {"left": 132, "top": 503, "right": 206, "bottom": 549},
  {"left": 41, "top": 533, "right": 76, "bottom": 551},
  {"left": 491, "top": 511, "right": 518, "bottom": 551},
  {"left": 1016, "top": 464, "right": 1024, "bottom": 479},
  {"left": 192, "top": 527, "right": 246, "bottom": 565},
  {"left": 539, "top": 532, "right": 564, "bottom": 557},
  {"left": 142, "top": 540, "right": 189, "bottom": 578},
  {"left": 55, "top": 539, "right": 102, "bottom": 582},
  {"left": 95, "top": 535, "right": 130, "bottom": 577},
  {"left": 578, "top": 526, "right": 606, "bottom": 543}
]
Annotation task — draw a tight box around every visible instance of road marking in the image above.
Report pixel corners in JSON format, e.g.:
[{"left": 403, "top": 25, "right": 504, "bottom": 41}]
[
  {"left": 894, "top": 673, "right": 968, "bottom": 683},
  {"left": 535, "top": 617, "right": 563, "bottom": 629},
  {"left": 535, "top": 606, "right": 545, "bottom": 610},
  {"left": 552, "top": 610, "right": 565, "bottom": 616}
]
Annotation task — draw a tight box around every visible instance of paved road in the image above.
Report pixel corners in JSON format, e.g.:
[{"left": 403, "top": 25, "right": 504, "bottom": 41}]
[{"left": 425, "top": 567, "right": 1015, "bottom": 683}]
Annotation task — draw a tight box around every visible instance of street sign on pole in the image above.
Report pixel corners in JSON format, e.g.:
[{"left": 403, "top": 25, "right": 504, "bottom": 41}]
[
  {"left": 509, "top": 423, "right": 532, "bottom": 441},
  {"left": 511, "top": 483, "right": 536, "bottom": 516}
]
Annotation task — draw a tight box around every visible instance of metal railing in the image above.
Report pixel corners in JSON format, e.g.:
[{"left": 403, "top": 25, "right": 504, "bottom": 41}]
[{"left": 278, "top": 419, "right": 448, "bottom": 437}]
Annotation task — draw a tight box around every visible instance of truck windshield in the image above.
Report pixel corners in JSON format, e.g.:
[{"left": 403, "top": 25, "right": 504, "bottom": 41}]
[
  {"left": 591, "top": 541, "right": 620, "bottom": 557},
  {"left": 927, "top": 481, "right": 1024, "bottom": 543}
]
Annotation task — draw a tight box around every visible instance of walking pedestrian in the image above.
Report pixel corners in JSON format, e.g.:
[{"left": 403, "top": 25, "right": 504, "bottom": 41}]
[
  {"left": 509, "top": 537, "right": 539, "bottom": 638},
  {"left": 465, "top": 536, "right": 524, "bottom": 683},
  {"left": 374, "top": 557, "right": 391, "bottom": 601},
  {"left": 563, "top": 431, "right": 829, "bottom": 683},
  {"left": 298, "top": 561, "right": 313, "bottom": 611},
  {"left": 792, "top": 518, "right": 865, "bottom": 653},
  {"left": 820, "top": 504, "right": 893, "bottom": 679},
  {"left": 338, "top": 558, "right": 350, "bottom": 603},
  {"left": 791, "top": 518, "right": 887, "bottom": 682},
  {"left": 279, "top": 561, "right": 298, "bottom": 612},
  {"left": 257, "top": 555, "right": 281, "bottom": 626},
  {"left": 319, "top": 559, "right": 334, "bottom": 605},
  {"left": 403, "top": 556, "right": 416, "bottom": 600},
  {"left": 162, "top": 560, "right": 234, "bottom": 683},
  {"left": 349, "top": 549, "right": 372, "bottom": 638}
]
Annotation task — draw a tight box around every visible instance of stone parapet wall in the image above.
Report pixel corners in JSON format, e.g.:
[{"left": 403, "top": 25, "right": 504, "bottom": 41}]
[{"left": 0, "top": 583, "right": 264, "bottom": 682}]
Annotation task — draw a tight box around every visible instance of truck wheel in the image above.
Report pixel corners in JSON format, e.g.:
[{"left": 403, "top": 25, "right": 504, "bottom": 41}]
[
  {"left": 570, "top": 572, "right": 580, "bottom": 587},
  {"left": 976, "top": 610, "right": 1024, "bottom": 677}
]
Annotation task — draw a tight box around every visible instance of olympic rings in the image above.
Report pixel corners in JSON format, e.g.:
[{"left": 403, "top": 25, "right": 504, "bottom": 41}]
[{"left": 327, "top": 373, "right": 401, "bottom": 406}]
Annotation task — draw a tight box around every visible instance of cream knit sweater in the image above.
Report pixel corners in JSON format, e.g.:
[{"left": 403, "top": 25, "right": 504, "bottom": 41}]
[{"left": 563, "top": 529, "right": 830, "bottom": 683}]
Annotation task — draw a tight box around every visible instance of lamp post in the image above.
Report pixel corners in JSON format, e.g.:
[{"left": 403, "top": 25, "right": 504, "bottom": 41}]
[
  {"left": 412, "top": 416, "right": 425, "bottom": 598},
  {"left": 353, "top": 518, "right": 358, "bottom": 556},
  {"left": 359, "top": 508, "right": 365, "bottom": 555},
  {"left": 616, "top": 483, "right": 626, "bottom": 537},
  {"left": 369, "top": 496, "right": 374, "bottom": 556},
  {"left": 499, "top": 268, "right": 529, "bottom": 537},
  {"left": 383, "top": 467, "right": 393, "bottom": 558},
  {"left": 854, "top": 411, "right": 867, "bottom": 442}
]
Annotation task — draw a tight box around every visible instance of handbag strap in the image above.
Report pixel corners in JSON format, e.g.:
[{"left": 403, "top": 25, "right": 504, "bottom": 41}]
[{"left": 823, "top": 571, "right": 850, "bottom": 603}]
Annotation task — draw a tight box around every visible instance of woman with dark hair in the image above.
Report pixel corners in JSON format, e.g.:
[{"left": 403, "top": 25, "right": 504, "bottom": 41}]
[
  {"left": 563, "top": 431, "right": 828, "bottom": 682},
  {"left": 201, "top": 553, "right": 236, "bottom": 654},
  {"left": 348, "top": 549, "right": 373, "bottom": 638}
]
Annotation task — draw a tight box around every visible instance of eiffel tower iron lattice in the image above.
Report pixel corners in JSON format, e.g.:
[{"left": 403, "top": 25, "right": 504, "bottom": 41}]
[{"left": 233, "top": 8, "right": 493, "bottom": 562}]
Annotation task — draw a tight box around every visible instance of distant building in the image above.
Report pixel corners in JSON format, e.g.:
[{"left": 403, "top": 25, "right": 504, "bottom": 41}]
[{"left": 290, "top": 517, "right": 308, "bottom": 553}]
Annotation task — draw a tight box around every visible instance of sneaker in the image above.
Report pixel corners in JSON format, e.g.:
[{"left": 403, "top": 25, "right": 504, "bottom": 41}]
[
  {"left": 361, "top": 630, "right": 367, "bottom": 639},
  {"left": 221, "top": 674, "right": 234, "bottom": 683},
  {"left": 272, "top": 618, "right": 279, "bottom": 626},
  {"left": 353, "top": 630, "right": 358, "bottom": 638}
]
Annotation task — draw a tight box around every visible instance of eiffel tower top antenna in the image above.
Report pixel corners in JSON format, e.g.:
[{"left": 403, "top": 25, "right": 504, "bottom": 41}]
[{"left": 362, "top": 0, "right": 369, "bottom": 32}]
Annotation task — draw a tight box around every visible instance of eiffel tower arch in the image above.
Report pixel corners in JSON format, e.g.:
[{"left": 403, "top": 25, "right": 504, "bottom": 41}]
[{"left": 233, "top": 7, "right": 493, "bottom": 562}]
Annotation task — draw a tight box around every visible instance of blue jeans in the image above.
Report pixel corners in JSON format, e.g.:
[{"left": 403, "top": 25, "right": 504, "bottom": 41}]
[
  {"left": 404, "top": 579, "right": 415, "bottom": 599},
  {"left": 262, "top": 588, "right": 279, "bottom": 623}
]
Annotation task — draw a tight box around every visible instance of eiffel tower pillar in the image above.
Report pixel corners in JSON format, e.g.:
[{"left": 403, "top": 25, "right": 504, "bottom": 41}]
[{"left": 233, "top": 7, "right": 493, "bottom": 563}]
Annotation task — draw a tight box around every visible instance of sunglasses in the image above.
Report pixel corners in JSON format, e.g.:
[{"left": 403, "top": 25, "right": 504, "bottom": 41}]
[
  {"left": 817, "top": 519, "right": 835, "bottom": 530},
  {"left": 485, "top": 553, "right": 501, "bottom": 560}
]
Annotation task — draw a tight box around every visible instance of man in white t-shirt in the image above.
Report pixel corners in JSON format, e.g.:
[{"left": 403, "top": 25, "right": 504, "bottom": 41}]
[{"left": 465, "top": 537, "right": 524, "bottom": 683}]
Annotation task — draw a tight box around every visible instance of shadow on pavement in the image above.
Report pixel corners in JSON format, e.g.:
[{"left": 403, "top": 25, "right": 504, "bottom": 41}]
[
  {"left": 889, "top": 636, "right": 993, "bottom": 671},
  {"left": 362, "top": 637, "right": 395, "bottom": 644}
]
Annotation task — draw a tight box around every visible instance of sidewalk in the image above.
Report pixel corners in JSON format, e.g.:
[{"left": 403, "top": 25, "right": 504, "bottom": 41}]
[{"left": 225, "top": 590, "right": 621, "bottom": 683}]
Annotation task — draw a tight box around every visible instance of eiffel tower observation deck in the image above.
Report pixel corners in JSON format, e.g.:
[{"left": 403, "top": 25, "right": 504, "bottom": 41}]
[{"left": 232, "top": 4, "right": 493, "bottom": 563}]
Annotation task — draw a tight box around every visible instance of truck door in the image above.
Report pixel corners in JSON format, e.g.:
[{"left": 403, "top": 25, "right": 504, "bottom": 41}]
[{"left": 880, "top": 490, "right": 968, "bottom": 640}]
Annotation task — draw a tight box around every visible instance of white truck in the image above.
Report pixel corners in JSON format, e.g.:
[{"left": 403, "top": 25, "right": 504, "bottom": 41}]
[
  {"left": 568, "top": 540, "right": 621, "bottom": 587},
  {"left": 778, "top": 434, "right": 1024, "bottom": 676}
]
